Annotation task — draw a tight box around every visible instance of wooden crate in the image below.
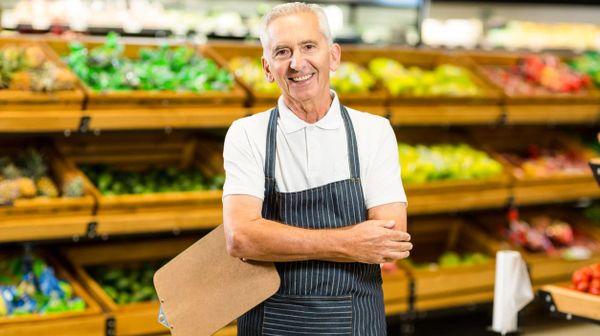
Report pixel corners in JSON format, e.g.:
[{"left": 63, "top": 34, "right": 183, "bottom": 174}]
[
  {"left": 62, "top": 237, "right": 200, "bottom": 336},
  {"left": 474, "top": 207, "right": 600, "bottom": 286},
  {"left": 469, "top": 128, "right": 600, "bottom": 205},
  {"left": 397, "top": 129, "right": 511, "bottom": 215},
  {"left": 540, "top": 284, "right": 600, "bottom": 322},
  {"left": 0, "top": 36, "right": 84, "bottom": 132},
  {"left": 463, "top": 51, "right": 600, "bottom": 124},
  {"left": 0, "top": 139, "right": 95, "bottom": 243},
  {"left": 400, "top": 217, "right": 497, "bottom": 311},
  {"left": 42, "top": 36, "right": 246, "bottom": 110},
  {"left": 202, "top": 42, "right": 389, "bottom": 115},
  {"left": 0, "top": 36, "right": 85, "bottom": 112},
  {"left": 0, "top": 252, "right": 105, "bottom": 336},
  {"left": 381, "top": 267, "right": 411, "bottom": 315},
  {"left": 370, "top": 47, "right": 503, "bottom": 125},
  {"left": 56, "top": 132, "right": 224, "bottom": 236}
]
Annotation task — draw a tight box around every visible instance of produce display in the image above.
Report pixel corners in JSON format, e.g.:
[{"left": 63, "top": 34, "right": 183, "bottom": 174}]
[
  {"left": 482, "top": 54, "right": 591, "bottom": 95},
  {"left": 584, "top": 204, "right": 600, "bottom": 228},
  {"left": 507, "top": 211, "right": 599, "bottom": 259},
  {"left": 0, "top": 148, "right": 84, "bottom": 204},
  {"left": 571, "top": 262, "right": 600, "bottom": 295},
  {"left": 80, "top": 164, "right": 225, "bottom": 196},
  {"left": 407, "top": 251, "right": 491, "bottom": 271},
  {"left": 501, "top": 145, "right": 589, "bottom": 179},
  {"left": 87, "top": 261, "right": 163, "bottom": 305},
  {"left": 0, "top": 255, "right": 86, "bottom": 317},
  {"left": 228, "top": 56, "right": 279, "bottom": 94},
  {"left": 0, "top": 44, "right": 77, "bottom": 91},
  {"left": 368, "top": 58, "right": 481, "bottom": 96},
  {"left": 330, "top": 62, "right": 376, "bottom": 93},
  {"left": 570, "top": 52, "right": 600, "bottom": 88},
  {"left": 65, "top": 32, "right": 234, "bottom": 92},
  {"left": 398, "top": 143, "right": 503, "bottom": 184}
]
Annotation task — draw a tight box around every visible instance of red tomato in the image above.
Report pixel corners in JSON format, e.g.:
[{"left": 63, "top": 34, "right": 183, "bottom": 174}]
[
  {"left": 589, "top": 286, "right": 600, "bottom": 296},
  {"left": 591, "top": 263, "right": 600, "bottom": 280},
  {"left": 576, "top": 281, "right": 589, "bottom": 292},
  {"left": 590, "top": 279, "right": 600, "bottom": 291}
]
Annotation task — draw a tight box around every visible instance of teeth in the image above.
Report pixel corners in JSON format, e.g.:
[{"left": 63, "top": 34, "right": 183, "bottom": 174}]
[{"left": 291, "top": 74, "right": 312, "bottom": 82}]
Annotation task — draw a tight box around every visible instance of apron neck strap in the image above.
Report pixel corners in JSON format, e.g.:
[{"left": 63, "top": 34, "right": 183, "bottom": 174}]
[{"left": 264, "top": 104, "right": 361, "bottom": 179}]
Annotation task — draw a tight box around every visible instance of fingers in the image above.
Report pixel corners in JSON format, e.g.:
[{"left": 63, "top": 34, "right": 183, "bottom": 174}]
[
  {"left": 387, "top": 230, "right": 411, "bottom": 242},
  {"left": 383, "top": 251, "right": 411, "bottom": 262},
  {"left": 384, "top": 241, "right": 413, "bottom": 253}
]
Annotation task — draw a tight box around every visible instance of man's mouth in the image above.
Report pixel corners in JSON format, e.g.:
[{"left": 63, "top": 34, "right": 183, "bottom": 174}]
[{"left": 289, "top": 73, "right": 314, "bottom": 82}]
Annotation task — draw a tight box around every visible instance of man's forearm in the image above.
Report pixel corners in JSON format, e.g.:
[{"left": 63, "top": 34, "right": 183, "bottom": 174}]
[{"left": 225, "top": 217, "right": 353, "bottom": 262}]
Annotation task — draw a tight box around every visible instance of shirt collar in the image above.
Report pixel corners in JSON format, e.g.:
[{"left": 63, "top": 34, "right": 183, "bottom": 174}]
[{"left": 277, "top": 90, "right": 342, "bottom": 134}]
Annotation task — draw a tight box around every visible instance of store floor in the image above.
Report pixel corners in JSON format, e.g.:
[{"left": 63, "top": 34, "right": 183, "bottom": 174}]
[{"left": 386, "top": 302, "right": 600, "bottom": 335}]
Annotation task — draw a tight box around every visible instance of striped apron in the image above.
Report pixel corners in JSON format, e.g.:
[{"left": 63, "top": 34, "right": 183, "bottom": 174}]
[{"left": 237, "top": 105, "right": 386, "bottom": 335}]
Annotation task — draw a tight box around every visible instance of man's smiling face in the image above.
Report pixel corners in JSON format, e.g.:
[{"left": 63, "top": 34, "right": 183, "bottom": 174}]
[{"left": 262, "top": 11, "right": 340, "bottom": 104}]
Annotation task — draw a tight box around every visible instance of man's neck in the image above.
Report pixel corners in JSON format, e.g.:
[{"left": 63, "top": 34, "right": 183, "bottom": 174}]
[{"left": 282, "top": 92, "right": 333, "bottom": 124}]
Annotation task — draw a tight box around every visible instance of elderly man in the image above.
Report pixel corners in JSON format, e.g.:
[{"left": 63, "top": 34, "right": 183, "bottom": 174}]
[{"left": 222, "top": 2, "right": 411, "bottom": 335}]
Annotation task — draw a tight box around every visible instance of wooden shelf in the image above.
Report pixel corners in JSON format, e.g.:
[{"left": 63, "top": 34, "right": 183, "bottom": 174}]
[
  {"left": 0, "top": 215, "right": 95, "bottom": 243},
  {"left": 512, "top": 179, "right": 600, "bottom": 206},
  {"left": 96, "top": 206, "right": 222, "bottom": 236},
  {"left": 390, "top": 105, "right": 502, "bottom": 126},
  {"left": 407, "top": 186, "right": 511, "bottom": 215},
  {"left": 540, "top": 285, "right": 600, "bottom": 322},
  {"left": 87, "top": 107, "right": 247, "bottom": 131},
  {"left": 505, "top": 104, "right": 600, "bottom": 125},
  {"left": 0, "top": 110, "right": 83, "bottom": 132}
]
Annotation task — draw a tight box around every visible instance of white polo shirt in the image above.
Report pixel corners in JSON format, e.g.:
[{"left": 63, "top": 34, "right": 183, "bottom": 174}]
[{"left": 223, "top": 91, "right": 407, "bottom": 209}]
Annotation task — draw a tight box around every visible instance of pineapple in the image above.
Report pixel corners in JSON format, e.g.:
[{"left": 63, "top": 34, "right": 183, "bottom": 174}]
[
  {"left": 24, "top": 46, "right": 45, "bottom": 69},
  {"left": 2, "top": 163, "right": 22, "bottom": 180},
  {"left": 63, "top": 176, "right": 84, "bottom": 198},
  {"left": 20, "top": 148, "right": 47, "bottom": 180},
  {"left": 36, "top": 176, "right": 58, "bottom": 197},
  {"left": 9, "top": 71, "right": 32, "bottom": 90},
  {"left": 0, "top": 180, "right": 20, "bottom": 204},
  {"left": 16, "top": 177, "right": 36, "bottom": 198}
]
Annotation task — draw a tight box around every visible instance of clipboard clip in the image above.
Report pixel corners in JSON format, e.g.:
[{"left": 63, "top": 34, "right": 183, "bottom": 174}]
[{"left": 158, "top": 303, "right": 171, "bottom": 329}]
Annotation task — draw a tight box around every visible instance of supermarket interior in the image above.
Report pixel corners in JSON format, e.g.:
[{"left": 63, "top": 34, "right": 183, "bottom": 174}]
[{"left": 2, "top": 0, "right": 600, "bottom": 335}]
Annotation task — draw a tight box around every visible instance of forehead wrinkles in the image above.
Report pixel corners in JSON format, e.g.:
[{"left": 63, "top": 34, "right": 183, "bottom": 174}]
[{"left": 265, "top": 13, "right": 324, "bottom": 52}]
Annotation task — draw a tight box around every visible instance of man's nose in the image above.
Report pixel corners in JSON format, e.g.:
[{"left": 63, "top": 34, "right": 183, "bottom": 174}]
[{"left": 290, "top": 51, "right": 305, "bottom": 70}]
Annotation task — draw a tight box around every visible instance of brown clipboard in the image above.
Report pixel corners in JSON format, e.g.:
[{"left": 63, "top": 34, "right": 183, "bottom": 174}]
[{"left": 153, "top": 224, "right": 280, "bottom": 336}]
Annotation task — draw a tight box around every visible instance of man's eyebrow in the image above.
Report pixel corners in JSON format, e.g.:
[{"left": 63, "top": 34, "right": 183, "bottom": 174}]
[{"left": 299, "top": 40, "right": 318, "bottom": 45}]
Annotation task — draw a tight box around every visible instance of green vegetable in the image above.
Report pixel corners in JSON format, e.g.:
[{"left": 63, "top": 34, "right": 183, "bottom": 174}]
[{"left": 65, "top": 32, "right": 234, "bottom": 92}]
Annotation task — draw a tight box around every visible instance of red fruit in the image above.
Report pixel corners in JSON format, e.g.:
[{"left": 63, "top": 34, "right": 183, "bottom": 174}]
[
  {"left": 576, "top": 281, "right": 589, "bottom": 292},
  {"left": 590, "top": 279, "right": 600, "bottom": 290},
  {"left": 589, "top": 286, "right": 600, "bottom": 296},
  {"left": 582, "top": 266, "right": 593, "bottom": 279},
  {"left": 591, "top": 264, "right": 600, "bottom": 280}
]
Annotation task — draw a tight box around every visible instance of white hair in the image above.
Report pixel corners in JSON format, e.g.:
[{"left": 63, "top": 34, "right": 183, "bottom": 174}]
[{"left": 259, "top": 2, "right": 333, "bottom": 55}]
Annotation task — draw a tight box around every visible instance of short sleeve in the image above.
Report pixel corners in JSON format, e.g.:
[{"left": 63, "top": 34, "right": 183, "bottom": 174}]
[
  {"left": 363, "top": 120, "right": 407, "bottom": 209},
  {"left": 222, "top": 120, "right": 265, "bottom": 200}
]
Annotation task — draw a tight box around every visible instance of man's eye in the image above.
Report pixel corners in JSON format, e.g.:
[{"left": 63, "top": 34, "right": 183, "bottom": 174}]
[
  {"left": 275, "top": 49, "right": 290, "bottom": 57},
  {"left": 305, "top": 44, "right": 316, "bottom": 50}
]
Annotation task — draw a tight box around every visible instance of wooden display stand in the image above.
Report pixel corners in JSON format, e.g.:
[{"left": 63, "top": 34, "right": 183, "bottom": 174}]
[
  {"left": 42, "top": 36, "right": 247, "bottom": 130},
  {"left": 475, "top": 207, "right": 600, "bottom": 285},
  {"left": 377, "top": 47, "right": 502, "bottom": 126},
  {"left": 382, "top": 268, "right": 411, "bottom": 315},
  {"left": 397, "top": 129, "right": 511, "bottom": 215},
  {"left": 0, "top": 139, "right": 95, "bottom": 243},
  {"left": 540, "top": 284, "right": 600, "bottom": 323},
  {"left": 0, "top": 36, "right": 85, "bottom": 132},
  {"left": 400, "top": 217, "right": 497, "bottom": 311},
  {"left": 62, "top": 237, "right": 207, "bottom": 335},
  {"left": 56, "top": 133, "right": 224, "bottom": 237},
  {"left": 470, "top": 128, "right": 600, "bottom": 206},
  {"left": 0, "top": 253, "right": 105, "bottom": 336},
  {"left": 464, "top": 50, "right": 600, "bottom": 125}
]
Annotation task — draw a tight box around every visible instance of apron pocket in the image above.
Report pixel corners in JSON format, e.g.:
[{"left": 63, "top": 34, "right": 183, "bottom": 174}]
[{"left": 262, "top": 294, "right": 353, "bottom": 336}]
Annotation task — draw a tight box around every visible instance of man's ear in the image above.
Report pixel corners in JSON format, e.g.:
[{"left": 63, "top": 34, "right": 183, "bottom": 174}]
[
  {"left": 262, "top": 56, "right": 275, "bottom": 83},
  {"left": 329, "top": 43, "right": 341, "bottom": 72}
]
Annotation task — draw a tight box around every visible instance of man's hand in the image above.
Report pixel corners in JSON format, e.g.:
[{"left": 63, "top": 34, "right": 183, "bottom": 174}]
[{"left": 342, "top": 219, "right": 412, "bottom": 264}]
